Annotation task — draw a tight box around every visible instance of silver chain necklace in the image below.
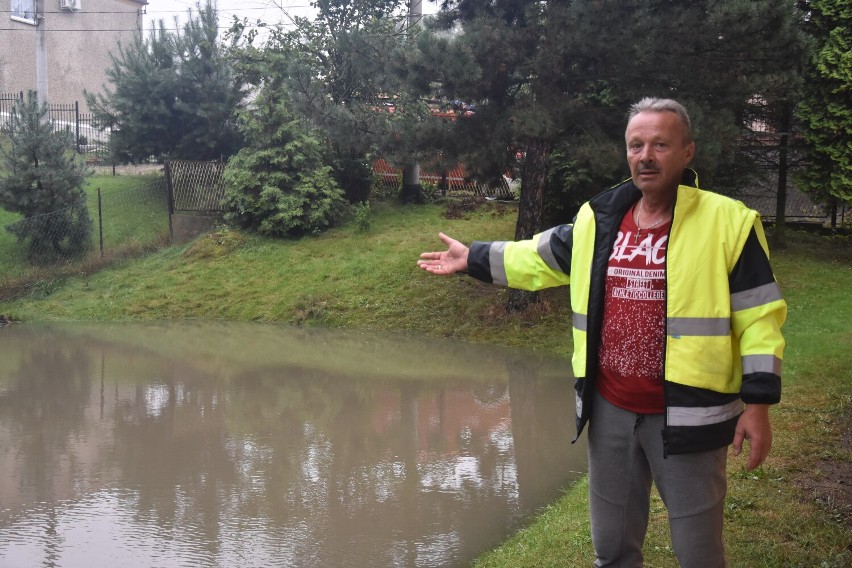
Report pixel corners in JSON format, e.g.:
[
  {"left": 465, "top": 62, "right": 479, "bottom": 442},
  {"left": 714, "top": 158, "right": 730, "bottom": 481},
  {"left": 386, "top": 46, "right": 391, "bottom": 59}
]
[{"left": 633, "top": 198, "right": 666, "bottom": 243}]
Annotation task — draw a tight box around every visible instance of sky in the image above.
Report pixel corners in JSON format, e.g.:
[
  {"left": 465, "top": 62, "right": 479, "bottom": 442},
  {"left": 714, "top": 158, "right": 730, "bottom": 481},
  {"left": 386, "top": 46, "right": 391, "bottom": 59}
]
[
  {"left": 143, "top": 0, "right": 439, "bottom": 38},
  {"left": 144, "top": 0, "right": 315, "bottom": 34}
]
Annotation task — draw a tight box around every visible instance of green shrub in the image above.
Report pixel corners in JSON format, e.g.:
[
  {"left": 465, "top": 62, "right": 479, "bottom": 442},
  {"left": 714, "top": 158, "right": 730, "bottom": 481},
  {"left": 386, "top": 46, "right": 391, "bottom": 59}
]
[
  {"left": 370, "top": 172, "right": 400, "bottom": 203},
  {"left": 222, "top": 96, "right": 347, "bottom": 238},
  {"left": 353, "top": 201, "right": 372, "bottom": 232},
  {"left": 419, "top": 181, "right": 440, "bottom": 203}
]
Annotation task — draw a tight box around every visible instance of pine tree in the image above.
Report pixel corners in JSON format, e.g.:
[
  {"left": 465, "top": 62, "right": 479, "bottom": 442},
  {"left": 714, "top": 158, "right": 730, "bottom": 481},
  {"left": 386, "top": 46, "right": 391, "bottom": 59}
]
[
  {"left": 417, "top": 0, "right": 807, "bottom": 226},
  {"left": 413, "top": 0, "right": 806, "bottom": 310},
  {"left": 86, "top": 1, "right": 243, "bottom": 162},
  {"left": 0, "top": 92, "right": 92, "bottom": 263},
  {"left": 795, "top": 0, "right": 852, "bottom": 218}
]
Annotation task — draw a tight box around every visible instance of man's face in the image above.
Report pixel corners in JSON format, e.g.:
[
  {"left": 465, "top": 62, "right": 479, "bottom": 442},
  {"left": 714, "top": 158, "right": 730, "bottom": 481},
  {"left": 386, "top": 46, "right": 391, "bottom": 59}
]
[{"left": 625, "top": 111, "right": 695, "bottom": 196}]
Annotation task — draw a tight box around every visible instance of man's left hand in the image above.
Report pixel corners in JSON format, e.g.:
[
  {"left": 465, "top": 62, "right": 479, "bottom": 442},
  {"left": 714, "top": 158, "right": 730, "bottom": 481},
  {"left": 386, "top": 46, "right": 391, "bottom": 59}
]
[{"left": 732, "top": 403, "right": 773, "bottom": 470}]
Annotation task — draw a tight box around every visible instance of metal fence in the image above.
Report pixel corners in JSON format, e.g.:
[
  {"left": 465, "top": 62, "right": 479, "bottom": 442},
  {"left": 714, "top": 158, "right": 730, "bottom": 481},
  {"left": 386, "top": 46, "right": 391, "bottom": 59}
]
[
  {"left": 0, "top": 92, "right": 110, "bottom": 158},
  {"left": 734, "top": 133, "right": 847, "bottom": 226},
  {"left": 372, "top": 158, "right": 849, "bottom": 226},
  {"left": 1, "top": 178, "right": 168, "bottom": 269},
  {"left": 165, "top": 159, "right": 227, "bottom": 213},
  {"left": 373, "top": 159, "right": 519, "bottom": 200},
  {"left": 733, "top": 182, "right": 840, "bottom": 224}
]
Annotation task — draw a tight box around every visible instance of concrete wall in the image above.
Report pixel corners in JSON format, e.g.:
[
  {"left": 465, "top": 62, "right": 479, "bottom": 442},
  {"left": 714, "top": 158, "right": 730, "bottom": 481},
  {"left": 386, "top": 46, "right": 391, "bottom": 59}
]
[{"left": 0, "top": 0, "right": 145, "bottom": 110}]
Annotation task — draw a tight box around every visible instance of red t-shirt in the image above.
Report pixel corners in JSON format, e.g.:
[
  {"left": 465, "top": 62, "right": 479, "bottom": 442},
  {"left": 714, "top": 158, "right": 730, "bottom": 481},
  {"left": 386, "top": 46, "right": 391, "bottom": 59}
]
[{"left": 596, "top": 207, "right": 671, "bottom": 414}]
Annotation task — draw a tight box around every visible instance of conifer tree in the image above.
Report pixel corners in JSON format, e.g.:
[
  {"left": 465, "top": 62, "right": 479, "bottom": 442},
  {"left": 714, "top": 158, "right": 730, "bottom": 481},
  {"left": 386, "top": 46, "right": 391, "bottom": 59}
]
[
  {"left": 417, "top": 0, "right": 807, "bottom": 229},
  {"left": 0, "top": 92, "right": 92, "bottom": 262},
  {"left": 795, "top": 0, "right": 852, "bottom": 215},
  {"left": 412, "top": 0, "right": 805, "bottom": 309},
  {"left": 221, "top": 90, "right": 347, "bottom": 237},
  {"left": 86, "top": 1, "right": 243, "bottom": 162}
]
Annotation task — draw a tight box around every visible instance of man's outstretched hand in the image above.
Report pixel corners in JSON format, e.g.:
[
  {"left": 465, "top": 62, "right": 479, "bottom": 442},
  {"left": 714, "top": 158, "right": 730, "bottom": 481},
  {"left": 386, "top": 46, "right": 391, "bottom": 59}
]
[{"left": 417, "top": 233, "right": 470, "bottom": 275}]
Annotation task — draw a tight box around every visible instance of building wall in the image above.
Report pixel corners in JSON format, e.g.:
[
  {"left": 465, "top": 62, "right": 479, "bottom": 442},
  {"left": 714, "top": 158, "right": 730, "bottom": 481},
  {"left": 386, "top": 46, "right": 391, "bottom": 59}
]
[{"left": 0, "top": 0, "right": 146, "bottom": 109}]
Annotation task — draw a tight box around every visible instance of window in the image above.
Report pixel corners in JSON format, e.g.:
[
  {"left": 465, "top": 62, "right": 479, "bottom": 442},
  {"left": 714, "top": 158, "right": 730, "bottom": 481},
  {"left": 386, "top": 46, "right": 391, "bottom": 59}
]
[{"left": 11, "top": 0, "right": 37, "bottom": 25}]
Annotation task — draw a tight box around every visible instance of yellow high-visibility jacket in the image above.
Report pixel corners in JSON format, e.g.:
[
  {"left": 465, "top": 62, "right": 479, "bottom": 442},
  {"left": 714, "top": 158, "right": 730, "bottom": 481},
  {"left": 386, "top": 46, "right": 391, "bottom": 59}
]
[{"left": 467, "top": 171, "right": 786, "bottom": 455}]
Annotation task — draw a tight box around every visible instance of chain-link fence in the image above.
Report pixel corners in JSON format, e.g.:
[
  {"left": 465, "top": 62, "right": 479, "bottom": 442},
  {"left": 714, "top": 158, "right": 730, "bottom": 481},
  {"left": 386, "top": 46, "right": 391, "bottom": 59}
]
[
  {"left": 734, "top": 183, "right": 838, "bottom": 224},
  {"left": 165, "top": 159, "right": 227, "bottom": 213},
  {"left": 1, "top": 177, "right": 169, "bottom": 287},
  {"left": 372, "top": 159, "right": 518, "bottom": 200},
  {"left": 370, "top": 158, "right": 844, "bottom": 222},
  {"left": 729, "top": 134, "right": 847, "bottom": 226}
]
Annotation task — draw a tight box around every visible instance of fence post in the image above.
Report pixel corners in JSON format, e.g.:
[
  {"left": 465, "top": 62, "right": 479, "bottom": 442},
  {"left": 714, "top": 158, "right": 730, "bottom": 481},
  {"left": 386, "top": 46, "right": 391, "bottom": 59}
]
[
  {"left": 75, "top": 101, "right": 81, "bottom": 153},
  {"left": 98, "top": 187, "right": 104, "bottom": 257},
  {"left": 165, "top": 160, "right": 174, "bottom": 242},
  {"left": 830, "top": 198, "right": 838, "bottom": 228}
]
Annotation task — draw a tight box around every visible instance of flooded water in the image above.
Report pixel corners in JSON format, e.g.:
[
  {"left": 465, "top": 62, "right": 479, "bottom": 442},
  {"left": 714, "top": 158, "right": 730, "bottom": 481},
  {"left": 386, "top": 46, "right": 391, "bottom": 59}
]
[{"left": 0, "top": 321, "right": 586, "bottom": 568}]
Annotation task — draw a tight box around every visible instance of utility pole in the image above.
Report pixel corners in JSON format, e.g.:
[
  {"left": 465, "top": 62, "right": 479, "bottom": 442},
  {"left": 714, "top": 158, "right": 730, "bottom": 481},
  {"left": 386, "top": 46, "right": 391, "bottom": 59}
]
[
  {"left": 408, "top": 0, "right": 422, "bottom": 27},
  {"left": 35, "top": 0, "right": 48, "bottom": 105},
  {"left": 401, "top": 0, "right": 423, "bottom": 203}
]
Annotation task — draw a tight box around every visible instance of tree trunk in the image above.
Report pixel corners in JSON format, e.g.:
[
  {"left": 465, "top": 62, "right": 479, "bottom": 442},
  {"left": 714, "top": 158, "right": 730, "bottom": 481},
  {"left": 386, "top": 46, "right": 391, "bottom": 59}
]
[
  {"left": 400, "top": 162, "right": 422, "bottom": 204},
  {"left": 772, "top": 104, "right": 791, "bottom": 250},
  {"left": 507, "top": 138, "right": 551, "bottom": 313}
]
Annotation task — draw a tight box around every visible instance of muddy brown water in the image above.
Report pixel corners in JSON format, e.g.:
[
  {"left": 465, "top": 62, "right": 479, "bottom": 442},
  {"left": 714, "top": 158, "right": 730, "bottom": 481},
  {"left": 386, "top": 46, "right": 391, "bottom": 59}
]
[{"left": 0, "top": 321, "right": 586, "bottom": 567}]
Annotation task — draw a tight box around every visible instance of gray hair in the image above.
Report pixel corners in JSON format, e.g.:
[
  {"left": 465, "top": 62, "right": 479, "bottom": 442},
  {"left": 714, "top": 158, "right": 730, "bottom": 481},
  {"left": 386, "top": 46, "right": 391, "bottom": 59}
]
[{"left": 628, "top": 98, "right": 693, "bottom": 143}]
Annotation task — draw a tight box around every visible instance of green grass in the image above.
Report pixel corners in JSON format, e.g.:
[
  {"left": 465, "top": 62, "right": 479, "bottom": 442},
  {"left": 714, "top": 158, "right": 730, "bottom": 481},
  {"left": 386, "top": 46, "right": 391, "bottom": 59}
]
[
  {"left": 0, "top": 206, "right": 23, "bottom": 271},
  {"left": 0, "top": 174, "right": 167, "bottom": 280},
  {"left": 0, "top": 201, "right": 572, "bottom": 350},
  {"left": 0, "top": 202, "right": 849, "bottom": 567},
  {"left": 88, "top": 174, "right": 168, "bottom": 251}
]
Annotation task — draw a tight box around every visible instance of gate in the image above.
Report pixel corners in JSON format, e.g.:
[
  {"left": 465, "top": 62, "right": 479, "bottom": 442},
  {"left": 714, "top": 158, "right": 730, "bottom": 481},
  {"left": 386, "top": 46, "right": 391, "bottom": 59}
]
[{"left": 164, "top": 159, "right": 227, "bottom": 242}]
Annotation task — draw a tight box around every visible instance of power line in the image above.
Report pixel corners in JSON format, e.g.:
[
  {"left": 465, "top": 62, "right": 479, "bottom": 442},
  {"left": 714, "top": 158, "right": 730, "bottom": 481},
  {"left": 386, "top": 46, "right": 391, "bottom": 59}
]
[
  {"left": 0, "top": 6, "right": 312, "bottom": 15},
  {"left": 0, "top": 22, "right": 297, "bottom": 32},
  {"left": 2, "top": 10, "right": 142, "bottom": 15}
]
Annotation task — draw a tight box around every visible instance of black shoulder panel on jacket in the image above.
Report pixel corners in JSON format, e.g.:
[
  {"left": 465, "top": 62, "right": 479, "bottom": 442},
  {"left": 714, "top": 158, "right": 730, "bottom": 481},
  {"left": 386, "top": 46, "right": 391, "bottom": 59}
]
[
  {"left": 729, "top": 228, "right": 776, "bottom": 293},
  {"left": 549, "top": 225, "right": 574, "bottom": 275}
]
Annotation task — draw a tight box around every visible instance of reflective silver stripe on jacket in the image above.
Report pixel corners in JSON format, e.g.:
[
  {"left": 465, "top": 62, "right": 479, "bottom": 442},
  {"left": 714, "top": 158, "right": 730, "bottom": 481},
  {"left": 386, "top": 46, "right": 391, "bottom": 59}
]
[
  {"left": 536, "top": 227, "right": 562, "bottom": 272},
  {"left": 489, "top": 242, "right": 508, "bottom": 286},
  {"left": 667, "top": 317, "right": 730, "bottom": 337},
  {"left": 573, "top": 312, "right": 587, "bottom": 332},
  {"left": 731, "top": 282, "right": 783, "bottom": 312},
  {"left": 742, "top": 354, "right": 782, "bottom": 375},
  {"left": 668, "top": 399, "right": 744, "bottom": 427}
]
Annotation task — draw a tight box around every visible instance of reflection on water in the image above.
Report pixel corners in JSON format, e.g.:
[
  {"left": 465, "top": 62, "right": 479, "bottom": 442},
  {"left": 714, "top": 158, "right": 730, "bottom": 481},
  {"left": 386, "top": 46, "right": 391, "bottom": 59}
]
[{"left": 0, "top": 322, "right": 586, "bottom": 567}]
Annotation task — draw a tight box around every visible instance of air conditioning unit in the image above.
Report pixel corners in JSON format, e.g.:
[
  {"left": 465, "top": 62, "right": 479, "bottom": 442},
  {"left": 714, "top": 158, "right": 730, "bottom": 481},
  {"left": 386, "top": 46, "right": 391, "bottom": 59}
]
[{"left": 60, "top": 0, "right": 81, "bottom": 11}]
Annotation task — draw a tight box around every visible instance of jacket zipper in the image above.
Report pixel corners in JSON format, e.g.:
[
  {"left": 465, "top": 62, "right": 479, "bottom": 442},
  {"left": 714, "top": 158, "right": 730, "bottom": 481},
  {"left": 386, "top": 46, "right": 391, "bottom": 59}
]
[{"left": 661, "top": 191, "right": 678, "bottom": 460}]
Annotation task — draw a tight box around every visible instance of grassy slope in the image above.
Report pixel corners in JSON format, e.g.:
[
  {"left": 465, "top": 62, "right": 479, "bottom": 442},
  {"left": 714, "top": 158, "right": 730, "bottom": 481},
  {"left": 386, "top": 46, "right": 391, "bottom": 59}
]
[
  {"left": 1, "top": 202, "right": 573, "bottom": 352},
  {"left": 1, "top": 201, "right": 849, "bottom": 567}
]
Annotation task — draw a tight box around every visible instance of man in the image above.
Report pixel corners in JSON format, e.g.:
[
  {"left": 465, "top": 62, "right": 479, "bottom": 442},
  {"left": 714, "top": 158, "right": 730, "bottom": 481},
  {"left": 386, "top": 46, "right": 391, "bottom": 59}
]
[{"left": 417, "top": 98, "right": 786, "bottom": 567}]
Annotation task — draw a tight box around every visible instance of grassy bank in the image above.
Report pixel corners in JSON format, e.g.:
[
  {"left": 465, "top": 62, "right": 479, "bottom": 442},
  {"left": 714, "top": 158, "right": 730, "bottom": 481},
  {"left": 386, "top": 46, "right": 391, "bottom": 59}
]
[{"left": 0, "top": 200, "right": 849, "bottom": 566}]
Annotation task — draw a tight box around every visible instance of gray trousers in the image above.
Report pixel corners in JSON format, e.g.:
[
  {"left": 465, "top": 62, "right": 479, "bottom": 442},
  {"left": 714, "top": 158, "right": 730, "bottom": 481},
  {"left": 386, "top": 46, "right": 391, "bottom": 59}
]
[{"left": 588, "top": 391, "right": 729, "bottom": 567}]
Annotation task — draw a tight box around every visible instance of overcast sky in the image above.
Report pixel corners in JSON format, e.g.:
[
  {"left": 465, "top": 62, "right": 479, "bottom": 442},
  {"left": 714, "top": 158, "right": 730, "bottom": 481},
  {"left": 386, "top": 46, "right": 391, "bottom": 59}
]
[{"left": 143, "top": 0, "right": 439, "bottom": 38}]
